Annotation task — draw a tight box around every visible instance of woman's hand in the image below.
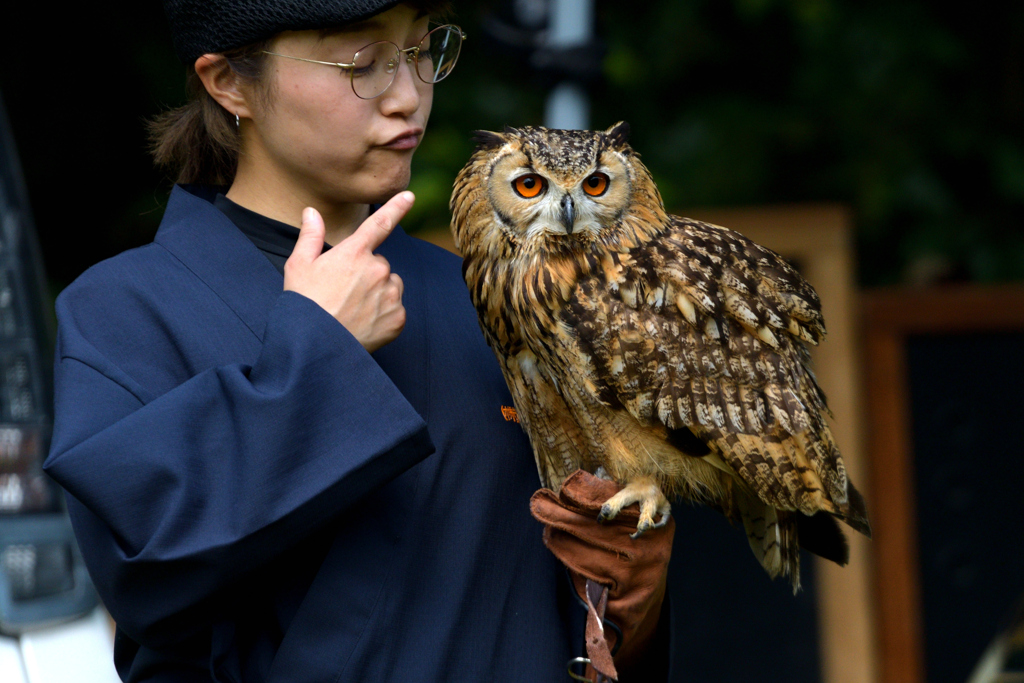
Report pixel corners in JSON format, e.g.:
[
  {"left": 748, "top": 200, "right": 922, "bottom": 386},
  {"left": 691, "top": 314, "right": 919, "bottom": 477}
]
[
  {"left": 284, "top": 192, "right": 414, "bottom": 352},
  {"left": 530, "top": 470, "right": 674, "bottom": 680}
]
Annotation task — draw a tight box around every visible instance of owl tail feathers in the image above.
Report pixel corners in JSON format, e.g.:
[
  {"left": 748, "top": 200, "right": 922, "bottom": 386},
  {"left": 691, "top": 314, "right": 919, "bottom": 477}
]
[
  {"left": 835, "top": 481, "right": 872, "bottom": 538},
  {"left": 737, "top": 494, "right": 802, "bottom": 592},
  {"left": 739, "top": 486, "right": 866, "bottom": 593},
  {"left": 796, "top": 512, "right": 850, "bottom": 566}
]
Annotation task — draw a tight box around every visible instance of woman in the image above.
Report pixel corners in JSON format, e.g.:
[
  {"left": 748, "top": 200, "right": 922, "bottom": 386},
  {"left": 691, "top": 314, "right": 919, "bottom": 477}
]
[{"left": 44, "top": 1, "right": 669, "bottom": 680}]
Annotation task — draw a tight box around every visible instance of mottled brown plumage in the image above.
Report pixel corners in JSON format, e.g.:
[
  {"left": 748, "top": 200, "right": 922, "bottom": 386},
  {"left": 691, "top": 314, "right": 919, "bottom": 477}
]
[{"left": 450, "top": 122, "right": 870, "bottom": 588}]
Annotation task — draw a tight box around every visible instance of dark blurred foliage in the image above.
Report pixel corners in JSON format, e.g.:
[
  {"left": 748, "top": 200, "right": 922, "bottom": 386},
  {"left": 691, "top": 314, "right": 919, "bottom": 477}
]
[
  {"left": 0, "top": 1, "right": 185, "bottom": 292},
  {"left": 608, "top": 0, "right": 1024, "bottom": 286},
  {"left": 2, "top": 0, "right": 1023, "bottom": 291}
]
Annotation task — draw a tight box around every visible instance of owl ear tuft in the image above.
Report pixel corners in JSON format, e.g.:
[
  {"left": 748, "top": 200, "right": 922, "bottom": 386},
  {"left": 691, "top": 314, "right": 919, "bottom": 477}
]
[
  {"left": 472, "top": 130, "right": 507, "bottom": 151},
  {"left": 605, "top": 121, "right": 631, "bottom": 148}
]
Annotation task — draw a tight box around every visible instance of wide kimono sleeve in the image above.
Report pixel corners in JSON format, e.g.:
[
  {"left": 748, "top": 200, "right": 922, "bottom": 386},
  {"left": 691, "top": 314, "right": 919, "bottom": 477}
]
[{"left": 43, "top": 286, "right": 435, "bottom": 649}]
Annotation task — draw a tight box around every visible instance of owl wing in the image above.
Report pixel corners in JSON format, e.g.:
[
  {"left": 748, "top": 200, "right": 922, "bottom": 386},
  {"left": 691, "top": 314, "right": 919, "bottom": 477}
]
[
  {"left": 471, "top": 290, "right": 593, "bottom": 492},
  {"left": 563, "top": 216, "right": 868, "bottom": 532},
  {"left": 493, "top": 346, "right": 592, "bottom": 490}
]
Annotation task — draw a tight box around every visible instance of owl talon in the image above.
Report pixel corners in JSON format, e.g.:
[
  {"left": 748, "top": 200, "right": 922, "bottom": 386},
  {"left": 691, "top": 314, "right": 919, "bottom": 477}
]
[
  {"left": 647, "top": 497, "right": 673, "bottom": 531},
  {"left": 630, "top": 515, "right": 656, "bottom": 539},
  {"left": 600, "top": 477, "right": 672, "bottom": 538},
  {"left": 631, "top": 509, "right": 671, "bottom": 539}
]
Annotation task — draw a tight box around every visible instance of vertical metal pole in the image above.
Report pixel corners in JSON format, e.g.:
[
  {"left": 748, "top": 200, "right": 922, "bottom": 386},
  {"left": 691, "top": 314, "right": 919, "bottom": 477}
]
[{"left": 544, "top": 0, "right": 593, "bottom": 130}]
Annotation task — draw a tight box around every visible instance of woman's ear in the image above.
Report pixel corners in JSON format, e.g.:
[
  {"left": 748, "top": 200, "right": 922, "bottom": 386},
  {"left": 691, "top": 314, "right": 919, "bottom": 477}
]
[{"left": 194, "top": 54, "right": 253, "bottom": 119}]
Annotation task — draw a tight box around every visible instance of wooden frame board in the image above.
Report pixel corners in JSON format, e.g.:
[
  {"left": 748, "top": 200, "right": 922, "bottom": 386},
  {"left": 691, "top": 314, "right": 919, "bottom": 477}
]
[
  {"left": 687, "top": 205, "right": 877, "bottom": 683},
  {"left": 860, "top": 284, "right": 1024, "bottom": 683}
]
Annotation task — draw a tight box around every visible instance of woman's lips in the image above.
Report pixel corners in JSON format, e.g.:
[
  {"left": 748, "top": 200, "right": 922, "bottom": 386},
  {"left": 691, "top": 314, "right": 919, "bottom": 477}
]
[{"left": 380, "top": 129, "right": 423, "bottom": 150}]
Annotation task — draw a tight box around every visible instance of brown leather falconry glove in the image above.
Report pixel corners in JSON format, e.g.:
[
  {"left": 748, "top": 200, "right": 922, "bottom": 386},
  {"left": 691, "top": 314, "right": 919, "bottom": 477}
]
[{"left": 530, "top": 470, "right": 674, "bottom": 682}]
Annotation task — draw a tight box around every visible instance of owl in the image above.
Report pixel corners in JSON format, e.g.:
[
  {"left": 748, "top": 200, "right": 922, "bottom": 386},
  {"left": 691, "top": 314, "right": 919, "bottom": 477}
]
[{"left": 449, "top": 122, "right": 870, "bottom": 588}]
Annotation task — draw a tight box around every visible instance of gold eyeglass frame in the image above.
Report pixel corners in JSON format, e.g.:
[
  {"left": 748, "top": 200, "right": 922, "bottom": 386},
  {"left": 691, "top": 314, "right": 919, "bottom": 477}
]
[{"left": 262, "top": 24, "right": 466, "bottom": 100}]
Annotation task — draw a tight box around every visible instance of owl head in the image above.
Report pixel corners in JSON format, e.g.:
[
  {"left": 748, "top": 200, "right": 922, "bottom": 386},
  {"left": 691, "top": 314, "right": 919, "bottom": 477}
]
[{"left": 450, "top": 122, "right": 668, "bottom": 260}]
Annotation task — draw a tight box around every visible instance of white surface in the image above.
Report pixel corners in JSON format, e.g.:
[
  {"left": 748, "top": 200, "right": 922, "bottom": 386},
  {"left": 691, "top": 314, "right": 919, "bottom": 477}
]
[
  {"left": 549, "top": 0, "right": 593, "bottom": 45},
  {"left": 19, "top": 608, "right": 120, "bottom": 683},
  {"left": 0, "top": 634, "right": 28, "bottom": 683},
  {"left": 545, "top": 82, "right": 590, "bottom": 130},
  {"left": 544, "top": 0, "right": 593, "bottom": 130},
  {"left": 967, "top": 635, "right": 1006, "bottom": 683}
]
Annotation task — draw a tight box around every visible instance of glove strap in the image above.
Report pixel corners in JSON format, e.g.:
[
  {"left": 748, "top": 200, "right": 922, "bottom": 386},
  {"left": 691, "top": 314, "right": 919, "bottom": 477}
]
[{"left": 583, "top": 579, "right": 618, "bottom": 682}]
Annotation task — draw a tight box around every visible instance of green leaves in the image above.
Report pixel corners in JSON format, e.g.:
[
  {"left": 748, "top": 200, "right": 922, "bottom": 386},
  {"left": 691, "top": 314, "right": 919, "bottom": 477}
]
[{"left": 403, "top": 0, "right": 1024, "bottom": 285}]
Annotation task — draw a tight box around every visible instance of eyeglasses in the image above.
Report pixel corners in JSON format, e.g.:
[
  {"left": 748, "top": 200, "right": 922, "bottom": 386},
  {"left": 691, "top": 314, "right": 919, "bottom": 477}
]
[{"left": 263, "top": 24, "right": 465, "bottom": 100}]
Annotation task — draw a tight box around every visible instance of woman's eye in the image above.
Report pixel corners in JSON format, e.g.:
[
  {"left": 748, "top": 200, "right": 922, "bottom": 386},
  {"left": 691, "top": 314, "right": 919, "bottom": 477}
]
[
  {"left": 513, "top": 174, "right": 545, "bottom": 198},
  {"left": 351, "top": 60, "right": 377, "bottom": 77},
  {"left": 582, "top": 173, "right": 609, "bottom": 197}
]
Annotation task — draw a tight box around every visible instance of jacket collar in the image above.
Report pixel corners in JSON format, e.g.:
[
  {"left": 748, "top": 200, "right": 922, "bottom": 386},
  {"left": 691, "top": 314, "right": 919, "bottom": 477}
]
[{"left": 155, "top": 185, "right": 282, "bottom": 342}]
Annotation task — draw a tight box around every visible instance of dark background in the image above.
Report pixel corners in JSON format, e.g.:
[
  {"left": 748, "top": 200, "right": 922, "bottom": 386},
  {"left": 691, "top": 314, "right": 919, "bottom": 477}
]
[
  {"left": 2, "top": 0, "right": 1023, "bottom": 295},
  {"left": 908, "top": 332, "right": 1024, "bottom": 683}
]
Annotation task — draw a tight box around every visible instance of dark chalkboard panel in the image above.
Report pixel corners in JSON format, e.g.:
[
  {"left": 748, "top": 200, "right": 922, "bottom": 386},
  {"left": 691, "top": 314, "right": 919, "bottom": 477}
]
[
  {"left": 667, "top": 505, "right": 821, "bottom": 682},
  {"left": 907, "top": 332, "right": 1024, "bottom": 683},
  {"left": 862, "top": 285, "right": 1024, "bottom": 683}
]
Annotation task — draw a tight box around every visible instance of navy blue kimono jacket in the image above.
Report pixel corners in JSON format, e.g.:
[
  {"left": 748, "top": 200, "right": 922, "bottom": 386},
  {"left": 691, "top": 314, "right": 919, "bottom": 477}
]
[{"left": 43, "top": 185, "right": 585, "bottom": 682}]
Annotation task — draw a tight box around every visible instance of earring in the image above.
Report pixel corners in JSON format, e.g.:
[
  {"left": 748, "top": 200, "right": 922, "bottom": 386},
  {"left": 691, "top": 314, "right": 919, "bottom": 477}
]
[{"left": 235, "top": 113, "right": 240, "bottom": 130}]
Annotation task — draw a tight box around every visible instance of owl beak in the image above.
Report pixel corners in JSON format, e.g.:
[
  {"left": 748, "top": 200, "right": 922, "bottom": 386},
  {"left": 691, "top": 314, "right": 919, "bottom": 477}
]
[{"left": 559, "top": 195, "right": 576, "bottom": 234}]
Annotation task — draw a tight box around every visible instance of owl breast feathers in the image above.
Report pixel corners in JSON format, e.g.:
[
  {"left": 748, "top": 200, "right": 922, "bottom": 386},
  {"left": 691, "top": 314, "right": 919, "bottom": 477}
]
[{"left": 449, "top": 122, "right": 870, "bottom": 589}]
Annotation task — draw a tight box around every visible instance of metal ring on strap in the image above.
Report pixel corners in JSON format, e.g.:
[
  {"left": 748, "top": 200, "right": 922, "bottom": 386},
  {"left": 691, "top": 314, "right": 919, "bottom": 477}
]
[{"left": 567, "top": 656, "right": 595, "bottom": 682}]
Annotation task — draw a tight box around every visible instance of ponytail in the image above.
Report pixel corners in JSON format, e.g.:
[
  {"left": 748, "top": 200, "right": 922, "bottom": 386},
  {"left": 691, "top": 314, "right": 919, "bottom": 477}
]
[{"left": 148, "top": 40, "right": 272, "bottom": 186}]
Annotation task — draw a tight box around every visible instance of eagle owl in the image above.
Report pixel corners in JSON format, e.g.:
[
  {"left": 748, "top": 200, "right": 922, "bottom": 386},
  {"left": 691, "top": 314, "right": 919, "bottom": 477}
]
[{"left": 449, "top": 122, "right": 870, "bottom": 588}]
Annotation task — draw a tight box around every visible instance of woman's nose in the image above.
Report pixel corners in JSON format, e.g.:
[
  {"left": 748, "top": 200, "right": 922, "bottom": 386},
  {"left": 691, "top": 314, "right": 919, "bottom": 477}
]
[{"left": 379, "top": 56, "right": 423, "bottom": 116}]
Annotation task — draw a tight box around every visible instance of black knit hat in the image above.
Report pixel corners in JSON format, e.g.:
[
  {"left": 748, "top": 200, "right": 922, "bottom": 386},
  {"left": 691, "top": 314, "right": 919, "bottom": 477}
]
[{"left": 164, "top": 0, "right": 403, "bottom": 66}]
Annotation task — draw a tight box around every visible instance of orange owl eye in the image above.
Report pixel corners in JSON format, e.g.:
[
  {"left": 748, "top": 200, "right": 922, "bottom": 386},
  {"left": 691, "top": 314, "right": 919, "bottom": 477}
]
[
  {"left": 583, "top": 173, "right": 609, "bottom": 197},
  {"left": 513, "top": 174, "right": 545, "bottom": 198}
]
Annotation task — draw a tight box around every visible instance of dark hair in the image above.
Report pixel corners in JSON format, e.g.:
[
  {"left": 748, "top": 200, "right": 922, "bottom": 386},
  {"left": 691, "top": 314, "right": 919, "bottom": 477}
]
[
  {"left": 148, "top": 40, "right": 273, "bottom": 186},
  {"left": 149, "top": 0, "right": 451, "bottom": 186}
]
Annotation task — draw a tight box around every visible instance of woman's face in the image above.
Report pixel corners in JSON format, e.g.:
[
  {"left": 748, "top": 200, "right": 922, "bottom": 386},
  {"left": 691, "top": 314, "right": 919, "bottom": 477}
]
[{"left": 246, "top": 4, "right": 434, "bottom": 206}]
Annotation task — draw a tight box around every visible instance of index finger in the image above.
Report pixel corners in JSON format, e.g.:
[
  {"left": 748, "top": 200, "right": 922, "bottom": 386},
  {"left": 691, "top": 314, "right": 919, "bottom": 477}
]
[{"left": 348, "top": 191, "right": 415, "bottom": 252}]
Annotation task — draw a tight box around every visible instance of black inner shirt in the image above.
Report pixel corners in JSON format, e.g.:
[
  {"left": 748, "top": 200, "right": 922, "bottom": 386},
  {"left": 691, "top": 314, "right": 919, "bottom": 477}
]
[{"left": 214, "top": 193, "right": 331, "bottom": 275}]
